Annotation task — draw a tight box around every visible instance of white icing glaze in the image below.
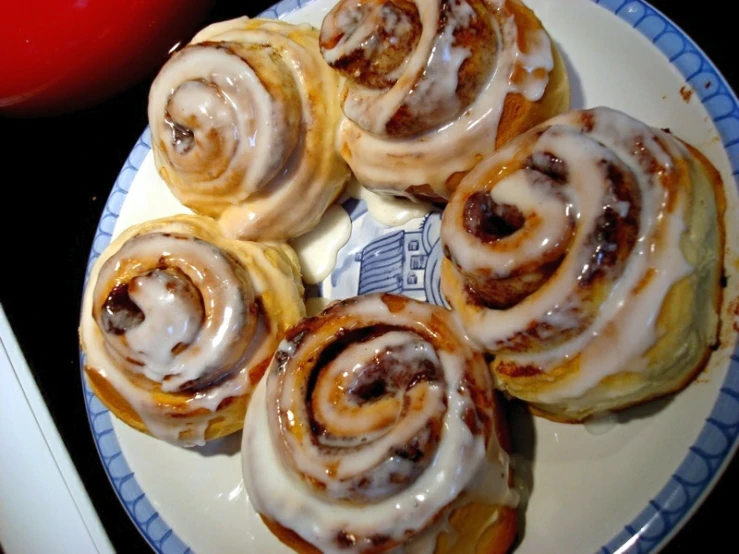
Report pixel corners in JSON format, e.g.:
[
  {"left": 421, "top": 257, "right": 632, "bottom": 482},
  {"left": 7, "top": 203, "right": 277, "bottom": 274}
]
[
  {"left": 242, "top": 294, "right": 514, "bottom": 553},
  {"left": 466, "top": 443, "right": 520, "bottom": 508},
  {"left": 82, "top": 311, "right": 254, "bottom": 447},
  {"left": 441, "top": 107, "right": 697, "bottom": 405},
  {"left": 289, "top": 205, "right": 352, "bottom": 284},
  {"left": 148, "top": 18, "right": 350, "bottom": 241},
  {"left": 447, "top": 167, "right": 574, "bottom": 277},
  {"left": 92, "top": 231, "right": 255, "bottom": 392},
  {"left": 338, "top": 0, "right": 475, "bottom": 135},
  {"left": 149, "top": 45, "right": 293, "bottom": 196},
  {"left": 345, "top": 177, "right": 433, "bottom": 227},
  {"left": 509, "top": 29, "right": 555, "bottom": 100},
  {"left": 80, "top": 216, "right": 304, "bottom": 446},
  {"left": 282, "top": 331, "right": 444, "bottom": 500},
  {"left": 322, "top": 1, "right": 417, "bottom": 67},
  {"left": 324, "top": 0, "right": 555, "bottom": 199},
  {"left": 124, "top": 270, "right": 203, "bottom": 376}
]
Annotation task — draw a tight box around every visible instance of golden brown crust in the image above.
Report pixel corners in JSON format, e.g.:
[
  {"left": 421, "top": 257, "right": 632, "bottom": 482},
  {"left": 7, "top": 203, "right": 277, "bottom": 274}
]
[
  {"left": 250, "top": 294, "right": 516, "bottom": 553},
  {"left": 261, "top": 516, "right": 323, "bottom": 554},
  {"left": 84, "top": 365, "right": 249, "bottom": 441},
  {"left": 494, "top": 3, "right": 570, "bottom": 152},
  {"left": 149, "top": 18, "right": 350, "bottom": 241},
  {"left": 320, "top": 0, "right": 422, "bottom": 91},
  {"left": 79, "top": 215, "right": 305, "bottom": 443},
  {"left": 441, "top": 107, "right": 726, "bottom": 422},
  {"left": 259, "top": 398, "right": 519, "bottom": 554},
  {"left": 682, "top": 141, "right": 728, "bottom": 245},
  {"left": 526, "top": 141, "right": 727, "bottom": 424},
  {"left": 262, "top": 503, "right": 517, "bottom": 554},
  {"left": 526, "top": 341, "right": 717, "bottom": 423},
  {"left": 440, "top": 505, "right": 517, "bottom": 554},
  {"left": 444, "top": 392, "right": 517, "bottom": 554},
  {"left": 478, "top": 507, "right": 518, "bottom": 554},
  {"left": 322, "top": 0, "right": 570, "bottom": 203}
]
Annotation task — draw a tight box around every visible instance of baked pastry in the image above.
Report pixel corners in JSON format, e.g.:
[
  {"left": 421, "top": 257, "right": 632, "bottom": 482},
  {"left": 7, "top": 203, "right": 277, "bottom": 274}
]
[
  {"left": 242, "top": 293, "right": 518, "bottom": 553},
  {"left": 79, "top": 215, "right": 305, "bottom": 446},
  {"left": 319, "top": 0, "right": 570, "bottom": 203},
  {"left": 441, "top": 107, "right": 725, "bottom": 422},
  {"left": 148, "top": 18, "right": 350, "bottom": 241}
]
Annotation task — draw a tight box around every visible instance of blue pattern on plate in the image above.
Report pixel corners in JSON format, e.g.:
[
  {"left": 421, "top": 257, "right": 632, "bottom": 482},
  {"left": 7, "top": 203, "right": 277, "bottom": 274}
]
[
  {"left": 80, "top": 1, "right": 739, "bottom": 553},
  {"left": 351, "top": 213, "right": 448, "bottom": 307}
]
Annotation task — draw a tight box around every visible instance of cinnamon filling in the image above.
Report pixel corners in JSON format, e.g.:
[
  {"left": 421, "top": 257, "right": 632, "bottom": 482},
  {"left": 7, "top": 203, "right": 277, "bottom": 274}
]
[
  {"left": 101, "top": 283, "right": 145, "bottom": 335},
  {"left": 101, "top": 267, "right": 205, "bottom": 338},
  {"left": 581, "top": 160, "right": 641, "bottom": 283},
  {"left": 294, "top": 326, "right": 446, "bottom": 502},
  {"left": 305, "top": 326, "right": 442, "bottom": 432},
  {"left": 320, "top": 0, "right": 422, "bottom": 89},
  {"left": 526, "top": 150, "right": 569, "bottom": 183},
  {"left": 164, "top": 113, "right": 195, "bottom": 155},
  {"left": 463, "top": 191, "right": 526, "bottom": 242}
]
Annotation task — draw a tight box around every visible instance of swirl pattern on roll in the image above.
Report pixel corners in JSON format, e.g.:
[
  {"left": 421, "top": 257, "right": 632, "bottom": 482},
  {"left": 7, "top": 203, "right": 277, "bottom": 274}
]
[
  {"left": 320, "top": 0, "right": 570, "bottom": 202},
  {"left": 441, "top": 107, "right": 725, "bottom": 421},
  {"left": 80, "top": 215, "right": 305, "bottom": 445},
  {"left": 242, "top": 293, "right": 517, "bottom": 554},
  {"left": 148, "top": 18, "right": 350, "bottom": 241}
]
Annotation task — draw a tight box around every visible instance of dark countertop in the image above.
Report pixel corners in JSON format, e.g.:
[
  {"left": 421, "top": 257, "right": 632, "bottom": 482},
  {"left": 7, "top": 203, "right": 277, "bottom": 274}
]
[{"left": 1, "top": 1, "right": 736, "bottom": 552}]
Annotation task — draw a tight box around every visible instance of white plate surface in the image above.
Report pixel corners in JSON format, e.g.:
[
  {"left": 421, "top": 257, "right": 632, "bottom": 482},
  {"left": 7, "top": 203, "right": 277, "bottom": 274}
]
[{"left": 82, "top": 1, "right": 739, "bottom": 553}]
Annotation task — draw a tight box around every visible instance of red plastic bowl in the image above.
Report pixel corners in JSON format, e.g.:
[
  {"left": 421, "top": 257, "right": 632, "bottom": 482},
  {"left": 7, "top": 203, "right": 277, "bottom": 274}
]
[{"left": 0, "top": 0, "right": 215, "bottom": 116}]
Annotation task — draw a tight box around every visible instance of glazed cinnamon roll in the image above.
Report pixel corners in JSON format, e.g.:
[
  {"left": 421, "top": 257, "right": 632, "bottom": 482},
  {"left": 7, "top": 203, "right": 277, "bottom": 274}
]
[
  {"left": 441, "top": 107, "right": 725, "bottom": 422},
  {"left": 319, "top": 0, "right": 570, "bottom": 203},
  {"left": 242, "top": 294, "right": 517, "bottom": 553},
  {"left": 79, "top": 215, "right": 305, "bottom": 446},
  {"left": 148, "top": 18, "right": 350, "bottom": 241}
]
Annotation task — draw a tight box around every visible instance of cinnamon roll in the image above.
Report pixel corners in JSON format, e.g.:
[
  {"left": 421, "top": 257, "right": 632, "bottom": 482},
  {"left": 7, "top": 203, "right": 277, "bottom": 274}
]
[
  {"left": 319, "top": 0, "right": 570, "bottom": 203},
  {"left": 242, "top": 293, "right": 517, "bottom": 554},
  {"left": 441, "top": 107, "right": 725, "bottom": 422},
  {"left": 148, "top": 18, "right": 350, "bottom": 241},
  {"left": 79, "top": 215, "right": 305, "bottom": 446}
]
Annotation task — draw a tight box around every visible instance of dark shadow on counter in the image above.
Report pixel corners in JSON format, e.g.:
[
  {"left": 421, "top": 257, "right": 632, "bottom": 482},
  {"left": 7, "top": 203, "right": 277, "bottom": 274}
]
[
  {"left": 554, "top": 40, "right": 586, "bottom": 110},
  {"left": 506, "top": 397, "right": 537, "bottom": 550},
  {"left": 192, "top": 430, "right": 242, "bottom": 457}
]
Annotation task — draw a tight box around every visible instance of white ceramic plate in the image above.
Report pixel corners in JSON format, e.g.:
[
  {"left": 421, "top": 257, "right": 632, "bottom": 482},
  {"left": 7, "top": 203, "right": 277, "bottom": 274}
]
[{"left": 82, "top": 1, "right": 739, "bottom": 553}]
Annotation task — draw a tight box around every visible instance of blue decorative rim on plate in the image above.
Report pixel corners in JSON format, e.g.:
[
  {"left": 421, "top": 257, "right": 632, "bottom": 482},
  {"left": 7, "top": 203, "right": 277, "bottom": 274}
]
[{"left": 81, "top": 1, "right": 739, "bottom": 553}]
